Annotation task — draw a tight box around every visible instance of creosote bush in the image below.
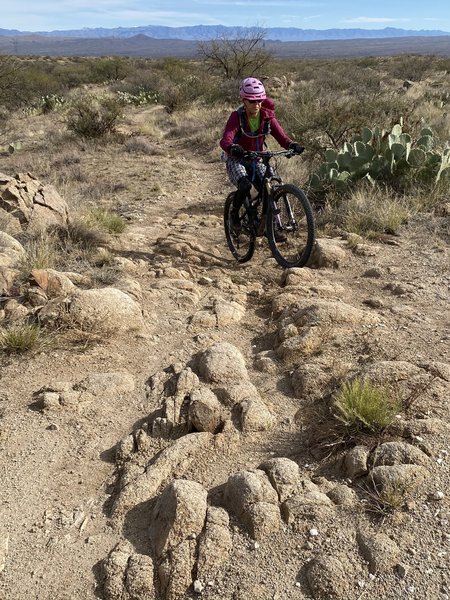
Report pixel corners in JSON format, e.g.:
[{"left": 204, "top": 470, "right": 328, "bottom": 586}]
[
  {"left": 67, "top": 95, "right": 123, "bottom": 139},
  {"left": 333, "top": 378, "right": 401, "bottom": 433}
]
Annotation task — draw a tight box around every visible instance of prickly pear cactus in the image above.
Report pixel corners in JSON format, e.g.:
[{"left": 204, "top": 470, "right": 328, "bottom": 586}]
[{"left": 309, "top": 122, "right": 450, "bottom": 195}]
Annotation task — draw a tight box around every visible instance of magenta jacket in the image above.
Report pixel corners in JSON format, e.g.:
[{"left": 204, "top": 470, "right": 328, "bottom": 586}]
[{"left": 220, "top": 98, "right": 293, "bottom": 156}]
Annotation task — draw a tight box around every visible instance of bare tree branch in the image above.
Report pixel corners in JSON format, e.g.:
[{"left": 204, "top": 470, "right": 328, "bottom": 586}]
[{"left": 197, "top": 28, "right": 272, "bottom": 79}]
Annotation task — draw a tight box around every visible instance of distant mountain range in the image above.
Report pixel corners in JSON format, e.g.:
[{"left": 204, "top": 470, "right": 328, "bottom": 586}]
[
  {"left": 1, "top": 25, "right": 450, "bottom": 59},
  {"left": 1, "top": 24, "right": 450, "bottom": 42}
]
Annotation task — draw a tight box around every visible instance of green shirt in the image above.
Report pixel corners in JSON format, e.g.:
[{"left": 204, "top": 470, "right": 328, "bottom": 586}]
[{"left": 248, "top": 113, "right": 261, "bottom": 133}]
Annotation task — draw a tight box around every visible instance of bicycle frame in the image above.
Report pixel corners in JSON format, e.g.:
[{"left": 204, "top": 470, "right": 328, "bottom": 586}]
[{"left": 244, "top": 150, "right": 295, "bottom": 234}]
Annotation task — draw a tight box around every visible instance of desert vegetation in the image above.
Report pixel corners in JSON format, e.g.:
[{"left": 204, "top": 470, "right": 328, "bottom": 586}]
[
  {"left": 0, "top": 50, "right": 449, "bottom": 600},
  {"left": 1, "top": 49, "right": 448, "bottom": 396},
  {"left": 1, "top": 52, "right": 449, "bottom": 212}
]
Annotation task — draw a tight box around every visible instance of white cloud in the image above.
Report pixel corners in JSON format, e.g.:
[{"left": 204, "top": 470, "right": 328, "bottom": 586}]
[
  {"left": 340, "top": 16, "right": 409, "bottom": 24},
  {"left": 193, "top": 0, "right": 322, "bottom": 5}
]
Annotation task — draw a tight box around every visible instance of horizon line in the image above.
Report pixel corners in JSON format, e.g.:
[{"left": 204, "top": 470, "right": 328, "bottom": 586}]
[{"left": 1, "top": 24, "right": 450, "bottom": 34}]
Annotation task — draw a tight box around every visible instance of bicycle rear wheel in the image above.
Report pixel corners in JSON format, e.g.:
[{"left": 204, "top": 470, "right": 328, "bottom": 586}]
[
  {"left": 267, "top": 184, "right": 315, "bottom": 268},
  {"left": 224, "top": 192, "right": 257, "bottom": 263}
]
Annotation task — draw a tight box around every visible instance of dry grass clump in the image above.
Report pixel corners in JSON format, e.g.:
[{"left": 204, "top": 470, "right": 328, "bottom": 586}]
[
  {"left": 53, "top": 305, "right": 119, "bottom": 350},
  {"left": 363, "top": 479, "right": 413, "bottom": 518},
  {"left": 65, "top": 217, "right": 108, "bottom": 250},
  {"left": 319, "top": 185, "right": 411, "bottom": 237},
  {"left": 124, "top": 136, "right": 165, "bottom": 155},
  {"left": 17, "top": 231, "right": 59, "bottom": 281},
  {"left": 166, "top": 104, "right": 229, "bottom": 152},
  {"left": 0, "top": 324, "right": 50, "bottom": 355},
  {"left": 343, "top": 187, "right": 410, "bottom": 237}
]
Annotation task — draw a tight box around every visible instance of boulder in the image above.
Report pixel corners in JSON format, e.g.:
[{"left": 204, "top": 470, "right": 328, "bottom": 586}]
[
  {"left": 188, "top": 386, "right": 224, "bottom": 433},
  {"left": 0, "top": 231, "right": 25, "bottom": 269},
  {"left": 196, "top": 507, "right": 232, "bottom": 581},
  {"left": 69, "top": 287, "right": 144, "bottom": 333},
  {"left": 307, "top": 238, "right": 348, "bottom": 269},
  {"left": 150, "top": 479, "right": 208, "bottom": 558},
  {"left": 150, "top": 480, "right": 208, "bottom": 600},
  {"left": 103, "top": 541, "right": 154, "bottom": 600},
  {"left": 306, "top": 554, "right": 353, "bottom": 599},
  {"left": 198, "top": 342, "right": 248, "bottom": 384},
  {"left": 224, "top": 469, "right": 278, "bottom": 519},
  {"left": 357, "top": 531, "right": 400, "bottom": 574},
  {"left": 0, "top": 172, "right": 68, "bottom": 232}
]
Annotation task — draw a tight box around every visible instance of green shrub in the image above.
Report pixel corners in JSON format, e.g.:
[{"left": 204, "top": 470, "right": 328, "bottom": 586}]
[
  {"left": 92, "top": 57, "right": 131, "bottom": 82},
  {"left": 67, "top": 95, "right": 123, "bottom": 139},
  {"left": 88, "top": 208, "right": 127, "bottom": 234},
  {"left": 333, "top": 378, "right": 401, "bottom": 433}
]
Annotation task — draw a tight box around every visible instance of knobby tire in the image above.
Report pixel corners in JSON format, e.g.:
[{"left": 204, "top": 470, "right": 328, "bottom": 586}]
[
  {"left": 267, "top": 184, "right": 315, "bottom": 268},
  {"left": 224, "top": 192, "right": 256, "bottom": 263}
]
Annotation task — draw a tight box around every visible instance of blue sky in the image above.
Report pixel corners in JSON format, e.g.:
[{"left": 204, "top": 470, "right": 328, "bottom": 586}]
[{"left": 2, "top": 0, "right": 450, "bottom": 32}]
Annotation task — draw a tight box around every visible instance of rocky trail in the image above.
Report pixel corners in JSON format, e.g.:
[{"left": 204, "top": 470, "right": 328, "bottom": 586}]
[{"left": 0, "top": 118, "right": 449, "bottom": 600}]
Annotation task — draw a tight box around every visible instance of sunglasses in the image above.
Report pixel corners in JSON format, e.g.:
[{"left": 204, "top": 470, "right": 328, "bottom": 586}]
[{"left": 245, "top": 99, "right": 262, "bottom": 104}]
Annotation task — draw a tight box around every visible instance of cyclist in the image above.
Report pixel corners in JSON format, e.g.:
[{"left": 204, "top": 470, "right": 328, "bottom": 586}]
[{"left": 219, "top": 77, "right": 304, "bottom": 231}]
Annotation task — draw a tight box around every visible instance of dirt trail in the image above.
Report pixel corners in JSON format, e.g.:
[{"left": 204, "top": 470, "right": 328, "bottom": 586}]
[{"left": 0, "top": 117, "right": 449, "bottom": 600}]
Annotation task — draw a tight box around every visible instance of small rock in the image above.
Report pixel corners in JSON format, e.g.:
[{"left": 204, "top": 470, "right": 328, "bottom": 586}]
[
  {"left": 239, "top": 397, "right": 274, "bottom": 432},
  {"left": 396, "top": 563, "right": 409, "bottom": 578},
  {"left": 0, "top": 533, "right": 9, "bottom": 572},
  {"left": 306, "top": 555, "right": 353, "bottom": 599},
  {"left": 193, "top": 579, "right": 204, "bottom": 594},
  {"left": 198, "top": 342, "right": 248, "bottom": 384},
  {"left": 327, "top": 484, "right": 358, "bottom": 507},
  {"left": 370, "top": 464, "right": 429, "bottom": 493},
  {"left": 345, "top": 445, "right": 370, "bottom": 478},
  {"left": 362, "top": 267, "right": 383, "bottom": 278},
  {"left": 363, "top": 298, "right": 384, "bottom": 309},
  {"left": 430, "top": 490, "right": 445, "bottom": 501},
  {"left": 198, "top": 276, "right": 213, "bottom": 285}
]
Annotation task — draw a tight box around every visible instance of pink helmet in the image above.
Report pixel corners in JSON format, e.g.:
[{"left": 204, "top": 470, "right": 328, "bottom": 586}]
[{"left": 239, "top": 77, "right": 266, "bottom": 101}]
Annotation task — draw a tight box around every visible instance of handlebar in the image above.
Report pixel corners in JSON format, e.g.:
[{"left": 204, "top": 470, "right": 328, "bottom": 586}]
[{"left": 243, "top": 149, "right": 300, "bottom": 161}]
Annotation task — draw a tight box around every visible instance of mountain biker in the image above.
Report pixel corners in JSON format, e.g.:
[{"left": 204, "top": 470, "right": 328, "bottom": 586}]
[{"left": 219, "top": 77, "right": 304, "bottom": 230}]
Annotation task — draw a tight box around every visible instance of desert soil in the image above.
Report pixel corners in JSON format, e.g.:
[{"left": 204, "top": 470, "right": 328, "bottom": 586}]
[{"left": 0, "top": 105, "right": 449, "bottom": 600}]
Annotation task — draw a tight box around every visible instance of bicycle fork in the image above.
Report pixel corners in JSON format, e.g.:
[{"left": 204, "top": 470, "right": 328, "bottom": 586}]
[{"left": 271, "top": 193, "right": 297, "bottom": 232}]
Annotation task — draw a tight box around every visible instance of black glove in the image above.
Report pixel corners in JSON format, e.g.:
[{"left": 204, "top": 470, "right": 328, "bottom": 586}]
[
  {"left": 289, "top": 142, "right": 305, "bottom": 154},
  {"left": 230, "top": 144, "right": 245, "bottom": 159}
]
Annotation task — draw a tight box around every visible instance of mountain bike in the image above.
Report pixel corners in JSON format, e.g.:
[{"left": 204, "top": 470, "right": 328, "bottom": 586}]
[{"left": 224, "top": 149, "right": 316, "bottom": 268}]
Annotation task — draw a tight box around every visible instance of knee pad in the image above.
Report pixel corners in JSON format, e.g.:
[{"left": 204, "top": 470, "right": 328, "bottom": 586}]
[{"left": 237, "top": 177, "right": 252, "bottom": 194}]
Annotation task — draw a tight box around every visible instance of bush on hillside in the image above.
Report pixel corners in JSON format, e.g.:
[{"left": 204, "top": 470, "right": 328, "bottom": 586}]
[{"left": 67, "top": 94, "right": 123, "bottom": 139}]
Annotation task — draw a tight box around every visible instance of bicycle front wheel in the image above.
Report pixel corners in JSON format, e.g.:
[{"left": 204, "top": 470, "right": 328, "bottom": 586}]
[
  {"left": 267, "top": 184, "right": 315, "bottom": 268},
  {"left": 224, "top": 192, "right": 256, "bottom": 263}
]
